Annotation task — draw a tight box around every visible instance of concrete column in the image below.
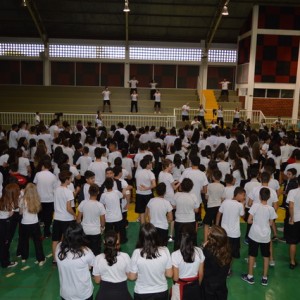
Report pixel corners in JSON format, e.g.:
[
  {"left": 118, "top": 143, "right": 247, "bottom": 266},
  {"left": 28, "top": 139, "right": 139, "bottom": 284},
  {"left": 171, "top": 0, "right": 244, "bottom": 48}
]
[
  {"left": 291, "top": 40, "right": 300, "bottom": 124},
  {"left": 246, "top": 5, "right": 259, "bottom": 119},
  {"left": 124, "top": 48, "right": 130, "bottom": 87},
  {"left": 199, "top": 52, "right": 208, "bottom": 105},
  {"left": 43, "top": 45, "right": 50, "bottom": 86}
]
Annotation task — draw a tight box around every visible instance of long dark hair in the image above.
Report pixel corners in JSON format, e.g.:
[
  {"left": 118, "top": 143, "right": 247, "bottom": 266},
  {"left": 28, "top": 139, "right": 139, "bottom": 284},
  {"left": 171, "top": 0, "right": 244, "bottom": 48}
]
[
  {"left": 205, "top": 225, "right": 231, "bottom": 267},
  {"left": 58, "top": 223, "right": 87, "bottom": 260},
  {"left": 104, "top": 231, "right": 119, "bottom": 266},
  {"left": 136, "top": 223, "right": 160, "bottom": 259},
  {"left": 180, "top": 224, "right": 197, "bottom": 263}
]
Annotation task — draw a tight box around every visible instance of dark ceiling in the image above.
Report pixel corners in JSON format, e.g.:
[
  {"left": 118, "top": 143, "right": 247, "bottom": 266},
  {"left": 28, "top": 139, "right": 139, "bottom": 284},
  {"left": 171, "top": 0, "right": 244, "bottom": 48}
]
[{"left": 1, "top": 0, "right": 300, "bottom": 45}]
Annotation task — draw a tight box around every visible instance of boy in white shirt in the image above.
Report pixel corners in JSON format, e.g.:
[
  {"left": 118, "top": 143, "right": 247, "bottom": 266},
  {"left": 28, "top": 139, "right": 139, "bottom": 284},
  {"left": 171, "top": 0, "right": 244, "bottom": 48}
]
[
  {"left": 76, "top": 146, "right": 92, "bottom": 177},
  {"left": 241, "top": 188, "right": 277, "bottom": 286},
  {"left": 221, "top": 174, "right": 236, "bottom": 201},
  {"left": 77, "top": 184, "right": 106, "bottom": 256},
  {"left": 52, "top": 171, "right": 76, "bottom": 263},
  {"left": 217, "top": 187, "right": 245, "bottom": 273},
  {"left": 203, "top": 170, "right": 224, "bottom": 242},
  {"left": 146, "top": 182, "right": 173, "bottom": 246}
]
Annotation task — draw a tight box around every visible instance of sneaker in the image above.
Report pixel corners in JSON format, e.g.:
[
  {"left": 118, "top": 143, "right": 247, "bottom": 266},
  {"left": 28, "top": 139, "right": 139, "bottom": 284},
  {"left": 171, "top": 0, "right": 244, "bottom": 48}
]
[
  {"left": 269, "top": 260, "right": 275, "bottom": 267},
  {"left": 136, "top": 217, "right": 140, "bottom": 222},
  {"left": 244, "top": 239, "right": 249, "bottom": 245},
  {"left": 244, "top": 258, "right": 257, "bottom": 268},
  {"left": 241, "top": 274, "right": 255, "bottom": 285},
  {"left": 227, "top": 269, "right": 233, "bottom": 278},
  {"left": 278, "top": 237, "right": 286, "bottom": 243},
  {"left": 168, "top": 236, "right": 174, "bottom": 242},
  {"left": 39, "top": 259, "right": 46, "bottom": 267},
  {"left": 261, "top": 277, "right": 268, "bottom": 286},
  {"left": 277, "top": 227, "right": 284, "bottom": 232},
  {"left": 17, "top": 255, "right": 22, "bottom": 258},
  {"left": 289, "top": 262, "right": 298, "bottom": 270},
  {"left": 21, "top": 259, "right": 26, "bottom": 263},
  {"left": 272, "top": 236, "right": 278, "bottom": 242},
  {"left": 7, "top": 261, "right": 18, "bottom": 268}
]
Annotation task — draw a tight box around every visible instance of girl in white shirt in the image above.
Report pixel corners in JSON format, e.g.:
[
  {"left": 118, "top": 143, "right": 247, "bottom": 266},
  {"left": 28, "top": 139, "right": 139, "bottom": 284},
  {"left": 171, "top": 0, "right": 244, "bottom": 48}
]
[
  {"left": 56, "top": 223, "right": 95, "bottom": 300},
  {"left": 19, "top": 183, "right": 45, "bottom": 265},
  {"left": 129, "top": 223, "right": 173, "bottom": 300},
  {"left": 171, "top": 224, "right": 204, "bottom": 300},
  {"left": 93, "top": 230, "right": 132, "bottom": 300}
]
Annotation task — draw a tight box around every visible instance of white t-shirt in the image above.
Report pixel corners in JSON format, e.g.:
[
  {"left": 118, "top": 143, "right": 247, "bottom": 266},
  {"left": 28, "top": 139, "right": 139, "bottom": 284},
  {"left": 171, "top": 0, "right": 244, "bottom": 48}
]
[
  {"left": 172, "top": 165, "right": 185, "bottom": 181},
  {"left": 88, "top": 161, "right": 108, "bottom": 186},
  {"left": 102, "top": 90, "right": 111, "bottom": 100},
  {"left": 171, "top": 247, "right": 205, "bottom": 278},
  {"left": 33, "top": 170, "right": 57, "bottom": 203},
  {"left": 134, "top": 151, "right": 154, "bottom": 169},
  {"left": 172, "top": 192, "right": 199, "bottom": 223},
  {"left": 232, "top": 169, "right": 243, "bottom": 187},
  {"left": 122, "top": 157, "right": 134, "bottom": 178},
  {"left": 78, "top": 200, "right": 106, "bottom": 235},
  {"left": 179, "top": 169, "right": 208, "bottom": 204},
  {"left": 219, "top": 199, "right": 244, "bottom": 238},
  {"left": 0, "top": 172, "right": 3, "bottom": 198},
  {"left": 285, "top": 162, "right": 300, "bottom": 176},
  {"left": 18, "top": 157, "right": 30, "bottom": 176},
  {"left": 248, "top": 203, "right": 277, "bottom": 243},
  {"left": 287, "top": 188, "right": 300, "bottom": 222},
  {"left": 222, "top": 186, "right": 235, "bottom": 201},
  {"left": 20, "top": 198, "right": 39, "bottom": 225},
  {"left": 49, "top": 125, "right": 60, "bottom": 139},
  {"left": 221, "top": 81, "right": 230, "bottom": 90},
  {"left": 38, "top": 133, "right": 53, "bottom": 154},
  {"left": 93, "top": 252, "right": 131, "bottom": 283},
  {"left": 154, "top": 92, "right": 161, "bottom": 102},
  {"left": 108, "top": 151, "right": 122, "bottom": 168},
  {"left": 76, "top": 156, "right": 92, "bottom": 176},
  {"left": 9, "top": 130, "right": 18, "bottom": 149},
  {"left": 129, "top": 79, "right": 138, "bottom": 88},
  {"left": 147, "top": 197, "right": 173, "bottom": 230},
  {"left": 0, "top": 154, "right": 9, "bottom": 167},
  {"left": 54, "top": 186, "right": 74, "bottom": 221},
  {"left": 244, "top": 179, "right": 261, "bottom": 208},
  {"left": 207, "top": 182, "right": 224, "bottom": 208},
  {"left": 249, "top": 185, "right": 278, "bottom": 207},
  {"left": 217, "top": 161, "right": 231, "bottom": 182},
  {"left": 136, "top": 169, "right": 156, "bottom": 195},
  {"left": 100, "top": 190, "right": 123, "bottom": 222},
  {"left": 130, "top": 247, "right": 172, "bottom": 294},
  {"left": 55, "top": 244, "right": 95, "bottom": 300},
  {"left": 158, "top": 171, "right": 175, "bottom": 202},
  {"left": 182, "top": 105, "right": 190, "bottom": 116}
]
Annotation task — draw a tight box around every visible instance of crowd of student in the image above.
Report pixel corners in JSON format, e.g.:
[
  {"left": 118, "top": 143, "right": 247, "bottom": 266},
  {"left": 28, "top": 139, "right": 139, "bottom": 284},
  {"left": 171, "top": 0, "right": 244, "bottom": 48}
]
[{"left": 0, "top": 115, "right": 300, "bottom": 300}]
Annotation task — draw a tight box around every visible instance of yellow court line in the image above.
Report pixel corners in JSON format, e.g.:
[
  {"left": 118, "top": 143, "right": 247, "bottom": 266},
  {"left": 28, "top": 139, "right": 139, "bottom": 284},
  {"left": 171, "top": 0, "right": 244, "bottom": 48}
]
[
  {"left": 6, "top": 273, "right": 15, "bottom": 278},
  {"left": 46, "top": 254, "right": 53, "bottom": 258},
  {"left": 21, "top": 266, "right": 30, "bottom": 271}
]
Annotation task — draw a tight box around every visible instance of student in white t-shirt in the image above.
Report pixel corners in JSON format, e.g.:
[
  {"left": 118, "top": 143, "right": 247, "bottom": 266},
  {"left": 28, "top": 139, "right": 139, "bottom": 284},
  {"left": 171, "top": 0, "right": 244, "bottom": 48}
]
[
  {"left": 76, "top": 146, "right": 92, "bottom": 176},
  {"left": 17, "top": 148, "right": 31, "bottom": 178},
  {"left": 221, "top": 174, "right": 236, "bottom": 201},
  {"left": 128, "top": 223, "right": 173, "bottom": 299},
  {"left": 108, "top": 141, "right": 122, "bottom": 168},
  {"left": 102, "top": 86, "right": 112, "bottom": 113},
  {"left": 135, "top": 157, "right": 156, "bottom": 224},
  {"left": 56, "top": 223, "right": 95, "bottom": 300},
  {"left": 52, "top": 171, "right": 76, "bottom": 263},
  {"left": 77, "top": 184, "right": 106, "bottom": 256},
  {"left": 241, "top": 188, "right": 277, "bottom": 286},
  {"left": 88, "top": 147, "right": 108, "bottom": 187},
  {"left": 217, "top": 187, "right": 245, "bottom": 271},
  {"left": 93, "top": 230, "right": 132, "bottom": 300},
  {"left": 146, "top": 183, "right": 173, "bottom": 246},
  {"left": 154, "top": 89, "right": 161, "bottom": 114},
  {"left": 171, "top": 224, "right": 204, "bottom": 300},
  {"left": 204, "top": 170, "right": 224, "bottom": 242},
  {"left": 286, "top": 177, "right": 300, "bottom": 270},
  {"left": 19, "top": 183, "right": 46, "bottom": 266},
  {"left": 100, "top": 178, "right": 123, "bottom": 240}
]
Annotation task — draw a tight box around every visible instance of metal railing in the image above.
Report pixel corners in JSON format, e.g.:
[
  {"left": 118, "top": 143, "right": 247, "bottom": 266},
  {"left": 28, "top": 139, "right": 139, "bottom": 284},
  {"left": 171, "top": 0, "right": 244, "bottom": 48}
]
[{"left": 0, "top": 112, "right": 176, "bottom": 129}]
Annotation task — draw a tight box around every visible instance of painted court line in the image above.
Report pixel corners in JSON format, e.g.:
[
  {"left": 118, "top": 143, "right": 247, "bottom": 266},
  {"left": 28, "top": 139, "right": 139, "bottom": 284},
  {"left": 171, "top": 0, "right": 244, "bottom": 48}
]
[
  {"left": 46, "top": 253, "right": 53, "bottom": 258},
  {"left": 6, "top": 273, "right": 15, "bottom": 278},
  {"left": 21, "top": 266, "right": 30, "bottom": 271}
]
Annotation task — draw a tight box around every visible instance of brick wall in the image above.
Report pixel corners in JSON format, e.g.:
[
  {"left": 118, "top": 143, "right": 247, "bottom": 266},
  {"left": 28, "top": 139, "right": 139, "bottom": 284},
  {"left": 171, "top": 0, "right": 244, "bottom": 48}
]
[{"left": 238, "top": 97, "right": 293, "bottom": 116}]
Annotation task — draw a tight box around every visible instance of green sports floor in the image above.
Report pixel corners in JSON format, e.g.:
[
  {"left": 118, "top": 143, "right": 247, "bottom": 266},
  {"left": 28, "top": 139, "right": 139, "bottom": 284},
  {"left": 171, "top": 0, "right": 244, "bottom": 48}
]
[{"left": 0, "top": 222, "right": 299, "bottom": 300}]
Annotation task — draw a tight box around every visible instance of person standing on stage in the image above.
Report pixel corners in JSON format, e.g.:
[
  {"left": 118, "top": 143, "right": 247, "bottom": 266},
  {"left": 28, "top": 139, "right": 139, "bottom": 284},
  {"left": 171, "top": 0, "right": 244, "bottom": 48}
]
[
  {"left": 128, "top": 76, "right": 139, "bottom": 95},
  {"left": 102, "top": 86, "right": 112, "bottom": 113},
  {"left": 131, "top": 90, "right": 139, "bottom": 113},
  {"left": 181, "top": 102, "right": 190, "bottom": 122},
  {"left": 219, "top": 78, "right": 231, "bottom": 101},
  {"left": 233, "top": 108, "right": 240, "bottom": 126},
  {"left": 154, "top": 89, "right": 161, "bottom": 114},
  {"left": 150, "top": 79, "right": 157, "bottom": 100},
  {"left": 198, "top": 104, "right": 207, "bottom": 129}
]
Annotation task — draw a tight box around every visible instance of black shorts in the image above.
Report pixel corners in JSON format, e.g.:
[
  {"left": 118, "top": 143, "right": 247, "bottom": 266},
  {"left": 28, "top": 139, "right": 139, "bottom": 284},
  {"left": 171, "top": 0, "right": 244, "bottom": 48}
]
[
  {"left": 154, "top": 102, "right": 161, "bottom": 108},
  {"left": 228, "top": 237, "right": 240, "bottom": 258},
  {"left": 248, "top": 238, "right": 270, "bottom": 258},
  {"left": 135, "top": 193, "right": 153, "bottom": 213},
  {"left": 134, "top": 290, "right": 168, "bottom": 300},
  {"left": 103, "top": 100, "right": 111, "bottom": 105},
  {"left": 203, "top": 207, "right": 220, "bottom": 226},
  {"left": 182, "top": 115, "right": 189, "bottom": 121},
  {"left": 286, "top": 221, "right": 300, "bottom": 244},
  {"left": 52, "top": 220, "right": 75, "bottom": 242},
  {"left": 280, "top": 162, "right": 288, "bottom": 172},
  {"left": 106, "top": 220, "right": 123, "bottom": 234},
  {"left": 156, "top": 227, "right": 169, "bottom": 247}
]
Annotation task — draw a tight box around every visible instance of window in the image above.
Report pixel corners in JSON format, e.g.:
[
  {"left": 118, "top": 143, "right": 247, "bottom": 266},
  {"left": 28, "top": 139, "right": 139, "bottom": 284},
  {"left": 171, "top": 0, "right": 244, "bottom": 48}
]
[
  {"left": 0, "top": 43, "right": 44, "bottom": 57},
  {"left": 129, "top": 47, "right": 202, "bottom": 61},
  {"left": 254, "top": 89, "right": 266, "bottom": 97},
  {"left": 208, "top": 49, "right": 237, "bottom": 63},
  {"left": 281, "top": 90, "right": 294, "bottom": 98},
  {"left": 267, "top": 89, "right": 280, "bottom": 98}
]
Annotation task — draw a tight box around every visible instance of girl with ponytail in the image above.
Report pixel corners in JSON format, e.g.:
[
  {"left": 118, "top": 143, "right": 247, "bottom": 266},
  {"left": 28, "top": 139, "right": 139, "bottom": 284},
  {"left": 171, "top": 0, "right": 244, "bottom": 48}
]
[{"left": 93, "top": 230, "right": 132, "bottom": 300}]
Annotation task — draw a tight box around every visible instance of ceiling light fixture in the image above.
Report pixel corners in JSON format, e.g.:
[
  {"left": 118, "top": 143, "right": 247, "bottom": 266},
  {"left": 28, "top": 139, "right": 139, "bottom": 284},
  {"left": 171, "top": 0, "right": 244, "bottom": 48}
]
[
  {"left": 123, "top": 0, "right": 130, "bottom": 12},
  {"left": 222, "top": 5, "right": 229, "bottom": 16}
]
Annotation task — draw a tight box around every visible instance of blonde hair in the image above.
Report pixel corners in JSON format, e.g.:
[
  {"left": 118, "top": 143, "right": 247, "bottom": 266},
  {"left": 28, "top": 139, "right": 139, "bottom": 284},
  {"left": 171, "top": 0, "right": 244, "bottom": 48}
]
[{"left": 23, "top": 183, "right": 41, "bottom": 214}]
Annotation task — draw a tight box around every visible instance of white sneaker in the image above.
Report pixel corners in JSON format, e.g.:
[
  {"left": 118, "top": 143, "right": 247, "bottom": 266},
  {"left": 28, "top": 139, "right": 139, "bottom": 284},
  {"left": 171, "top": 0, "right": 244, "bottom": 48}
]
[
  {"left": 269, "top": 260, "right": 275, "bottom": 267},
  {"left": 21, "top": 259, "right": 26, "bottom": 263},
  {"left": 39, "top": 259, "right": 46, "bottom": 266},
  {"left": 168, "top": 236, "right": 174, "bottom": 242},
  {"left": 7, "top": 262, "right": 18, "bottom": 268}
]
